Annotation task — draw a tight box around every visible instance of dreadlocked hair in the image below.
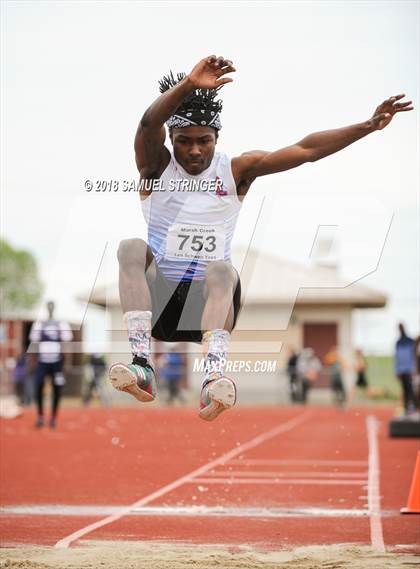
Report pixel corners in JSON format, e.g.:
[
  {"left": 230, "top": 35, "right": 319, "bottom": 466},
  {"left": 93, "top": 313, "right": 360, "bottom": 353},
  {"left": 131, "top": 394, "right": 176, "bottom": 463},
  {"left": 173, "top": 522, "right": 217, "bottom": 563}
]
[{"left": 158, "top": 71, "right": 223, "bottom": 115}]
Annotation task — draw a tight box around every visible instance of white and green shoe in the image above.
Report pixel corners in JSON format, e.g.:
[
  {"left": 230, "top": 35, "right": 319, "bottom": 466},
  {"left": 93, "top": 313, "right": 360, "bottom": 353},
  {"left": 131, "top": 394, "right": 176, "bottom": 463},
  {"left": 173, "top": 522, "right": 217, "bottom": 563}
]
[
  {"left": 109, "top": 356, "right": 157, "bottom": 402},
  {"left": 199, "top": 374, "right": 237, "bottom": 421}
]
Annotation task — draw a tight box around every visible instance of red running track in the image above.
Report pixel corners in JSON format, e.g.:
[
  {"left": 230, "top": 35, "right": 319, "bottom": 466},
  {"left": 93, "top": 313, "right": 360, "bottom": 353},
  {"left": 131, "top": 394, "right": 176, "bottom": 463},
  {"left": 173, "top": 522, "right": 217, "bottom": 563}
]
[{"left": 0, "top": 406, "right": 418, "bottom": 553}]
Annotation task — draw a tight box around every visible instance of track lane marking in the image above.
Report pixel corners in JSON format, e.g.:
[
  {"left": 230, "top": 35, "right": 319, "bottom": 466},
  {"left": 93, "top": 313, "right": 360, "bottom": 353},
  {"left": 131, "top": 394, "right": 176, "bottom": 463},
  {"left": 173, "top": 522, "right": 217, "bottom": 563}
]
[
  {"left": 366, "top": 415, "right": 385, "bottom": 552},
  {"left": 54, "top": 411, "right": 310, "bottom": 548},
  {"left": 228, "top": 459, "right": 368, "bottom": 466},
  {"left": 191, "top": 478, "right": 367, "bottom": 486},
  {"left": 1, "top": 505, "right": 371, "bottom": 517},
  {"left": 206, "top": 470, "right": 368, "bottom": 478}
]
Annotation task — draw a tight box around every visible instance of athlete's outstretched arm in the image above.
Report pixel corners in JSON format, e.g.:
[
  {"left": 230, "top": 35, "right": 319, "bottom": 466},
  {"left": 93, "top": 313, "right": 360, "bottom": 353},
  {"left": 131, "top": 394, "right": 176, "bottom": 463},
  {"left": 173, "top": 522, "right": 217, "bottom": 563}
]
[
  {"left": 135, "top": 55, "right": 235, "bottom": 176},
  {"left": 234, "top": 94, "right": 413, "bottom": 181}
]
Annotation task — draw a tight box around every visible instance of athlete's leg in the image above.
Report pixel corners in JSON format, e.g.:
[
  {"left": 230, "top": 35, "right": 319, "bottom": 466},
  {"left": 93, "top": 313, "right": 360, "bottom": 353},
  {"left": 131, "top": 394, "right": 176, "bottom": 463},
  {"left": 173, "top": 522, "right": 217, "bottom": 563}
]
[
  {"left": 202, "top": 261, "right": 238, "bottom": 332},
  {"left": 96, "top": 373, "right": 111, "bottom": 407},
  {"left": 50, "top": 382, "right": 63, "bottom": 428},
  {"left": 82, "top": 378, "right": 94, "bottom": 407},
  {"left": 202, "top": 261, "right": 238, "bottom": 378},
  {"left": 117, "top": 238, "right": 156, "bottom": 313},
  {"left": 167, "top": 380, "right": 177, "bottom": 405},
  {"left": 34, "top": 363, "right": 46, "bottom": 427},
  {"left": 301, "top": 378, "right": 310, "bottom": 404},
  {"left": 118, "top": 238, "right": 157, "bottom": 361},
  {"left": 398, "top": 373, "right": 416, "bottom": 413},
  {"left": 109, "top": 239, "right": 158, "bottom": 402},
  {"left": 199, "top": 261, "right": 238, "bottom": 421}
]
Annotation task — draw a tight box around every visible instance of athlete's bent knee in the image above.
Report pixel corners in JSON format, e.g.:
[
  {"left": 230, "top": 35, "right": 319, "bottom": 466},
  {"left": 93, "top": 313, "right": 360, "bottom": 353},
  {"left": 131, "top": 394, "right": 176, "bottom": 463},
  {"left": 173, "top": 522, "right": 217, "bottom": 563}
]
[
  {"left": 205, "top": 261, "right": 236, "bottom": 287},
  {"left": 117, "top": 238, "right": 148, "bottom": 265}
]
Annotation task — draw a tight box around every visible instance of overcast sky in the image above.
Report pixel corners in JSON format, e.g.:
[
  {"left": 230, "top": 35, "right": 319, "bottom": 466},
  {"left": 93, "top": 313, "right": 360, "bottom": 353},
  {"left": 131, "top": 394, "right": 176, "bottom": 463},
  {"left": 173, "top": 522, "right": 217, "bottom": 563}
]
[{"left": 1, "top": 1, "right": 418, "bottom": 353}]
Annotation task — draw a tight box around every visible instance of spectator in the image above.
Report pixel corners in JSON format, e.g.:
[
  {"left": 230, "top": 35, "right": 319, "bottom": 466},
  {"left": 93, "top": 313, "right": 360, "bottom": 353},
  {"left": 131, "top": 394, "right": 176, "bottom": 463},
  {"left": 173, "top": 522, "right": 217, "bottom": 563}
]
[
  {"left": 12, "top": 353, "right": 27, "bottom": 406},
  {"left": 348, "top": 348, "right": 369, "bottom": 405},
  {"left": 82, "top": 354, "right": 110, "bottom": 407},
  {"left": 414, "top": 335, "right": 420, "bottom": 409},
  {"left": 29, "top": 301, "right": 73, "bottom": 428},
  {"left": 286, "top": 348, "right": 299, "bottom": 403},
  {"left": 354, "top": 348, "right": 368, "bottom": 390},
  {"left": 395, "top": 323, "right": 417, "bottom": 415},
  {"left": 158, "top": 344, "right": 186, "bottom": 406},
  {"left": 324, "top": 345, "right": 347, "bottom": 408},
  {"left": 296, "top": 348, "right": 321, "bottom": 404}
]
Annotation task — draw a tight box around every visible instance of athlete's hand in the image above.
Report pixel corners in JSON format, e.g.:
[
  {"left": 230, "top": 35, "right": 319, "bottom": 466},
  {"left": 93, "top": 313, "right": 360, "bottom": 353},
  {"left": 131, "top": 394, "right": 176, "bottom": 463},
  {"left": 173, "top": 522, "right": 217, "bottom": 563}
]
[
  {"left": 188, "top": 55, "right": 236, "bottom": 89},
  {"left": 370, "top": 94, "right": 413, "bottom": 131}
]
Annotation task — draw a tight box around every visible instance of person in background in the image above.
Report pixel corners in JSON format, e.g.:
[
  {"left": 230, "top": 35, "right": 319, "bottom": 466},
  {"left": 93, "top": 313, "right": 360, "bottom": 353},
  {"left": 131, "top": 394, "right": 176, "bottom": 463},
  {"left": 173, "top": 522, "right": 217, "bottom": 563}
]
[
  {"left": 354, "top": 348, "right": 368, "bottom": 389},
  {"left": 413, "top": 335, "right": 420, "bottom": 410},
  {"left": 12, "top": 353, "right": 27, "bottom": 405},
  {"left": 158, "top": 344, "right": 186, "bottom": 406},
  {"left": 286, "top": 348, "right": 299, "bottom": 403},
  {"left": 395, "top": 323, "right": 417, "bottom": 415},
  {"left": 348, "top": 348, "right": 369, "bottom": 405},
  {"left": 24, "top": 354, "right": 37, "bottom": 406},
  {"left": 324, "top": 345, "right": 347, "bottom": 408},
  {"left": 29, "top": 301, "right": 73, "bottom": 428},
  {"left": 296, "top": 348, "right": 321, "bottom": 404},
  {"left": 82, "top": 354, "right": 110, "bottom": 407}
]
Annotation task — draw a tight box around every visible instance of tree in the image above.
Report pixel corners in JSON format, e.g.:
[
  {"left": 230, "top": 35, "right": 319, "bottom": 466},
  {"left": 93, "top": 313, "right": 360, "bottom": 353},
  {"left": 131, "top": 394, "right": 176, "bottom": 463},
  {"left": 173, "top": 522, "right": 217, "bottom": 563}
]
[{"left": 0, "top": 239, "right": 43, "bottom": 314}]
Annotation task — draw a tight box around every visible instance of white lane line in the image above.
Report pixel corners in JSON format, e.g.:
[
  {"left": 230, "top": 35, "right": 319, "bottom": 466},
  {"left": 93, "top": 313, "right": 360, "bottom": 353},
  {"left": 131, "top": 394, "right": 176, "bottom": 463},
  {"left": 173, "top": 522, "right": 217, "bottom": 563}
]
[
  {"left": 206, "top": 471, "right": 368, "bottom": 479},
  {"left": 228, "top": 459, "right": 368, "bottom": 466},
  {"left": 366, "top": 415, "right": 385, "bottom": 552},
  {"left": 191, "top": 478, "right": 367, "bottom": 486},
  {"left": 2, "top": 505, "right": 119, "bottom": 516},
  {"left": 54, "top": 411, "right": 310, "bottom": 549},
  {"left": 1, "top": 504, "right": 370, "bottom": 518}
]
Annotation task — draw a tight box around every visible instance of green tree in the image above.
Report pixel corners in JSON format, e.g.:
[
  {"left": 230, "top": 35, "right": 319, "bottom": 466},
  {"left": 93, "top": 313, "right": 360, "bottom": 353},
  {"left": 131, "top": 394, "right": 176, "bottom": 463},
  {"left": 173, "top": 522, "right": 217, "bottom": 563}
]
[{"left": 0, "top": 239, "right": 43, "bottom": 314}]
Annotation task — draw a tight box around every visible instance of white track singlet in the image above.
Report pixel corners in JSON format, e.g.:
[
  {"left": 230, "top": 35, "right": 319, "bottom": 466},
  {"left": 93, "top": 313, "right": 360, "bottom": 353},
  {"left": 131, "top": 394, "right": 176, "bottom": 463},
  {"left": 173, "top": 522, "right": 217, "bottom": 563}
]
[{"left": 141, "top": 151, "right": 242, "bottom": 282}]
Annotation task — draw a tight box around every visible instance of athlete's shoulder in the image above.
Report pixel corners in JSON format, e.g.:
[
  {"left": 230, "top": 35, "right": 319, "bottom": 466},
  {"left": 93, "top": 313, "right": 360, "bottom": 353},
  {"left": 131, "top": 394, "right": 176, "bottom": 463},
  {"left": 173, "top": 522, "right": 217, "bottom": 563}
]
[
  {"left": 212, "top": 151, "right": 234, "bottom": 172},
  {"left": 211, "top": 151, "right": 238, "bottom": 195}
]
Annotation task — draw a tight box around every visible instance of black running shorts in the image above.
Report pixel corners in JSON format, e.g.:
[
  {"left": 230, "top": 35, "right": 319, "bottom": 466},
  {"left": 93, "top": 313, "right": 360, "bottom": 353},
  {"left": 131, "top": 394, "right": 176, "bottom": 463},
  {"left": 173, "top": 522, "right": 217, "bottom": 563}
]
[{"left": 146, "top": 264, "right": 241, "bottom": 343}]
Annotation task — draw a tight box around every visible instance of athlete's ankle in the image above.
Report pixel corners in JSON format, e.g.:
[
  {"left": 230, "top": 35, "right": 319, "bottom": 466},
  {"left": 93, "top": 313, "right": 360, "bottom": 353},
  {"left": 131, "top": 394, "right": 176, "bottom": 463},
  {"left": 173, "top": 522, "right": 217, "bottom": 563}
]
[
  {"left": 124, "top": 310, "right": 152, "bottom": 361},
  {"left": 132, "top": 354, "right": 150, "bottom": 367},
  {"left": 202, "top": 371, "right": 224, "bottom": 389}
]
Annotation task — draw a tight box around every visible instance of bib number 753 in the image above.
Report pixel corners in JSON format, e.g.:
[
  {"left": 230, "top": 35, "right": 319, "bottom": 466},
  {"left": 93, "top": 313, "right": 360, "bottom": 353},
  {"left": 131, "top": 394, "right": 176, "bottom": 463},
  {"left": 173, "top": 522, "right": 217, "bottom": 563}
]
[
  {"left": 178, "top": 234, "right": 216, "bottom": 253},
  {"left": 165, "top": 224, "right": 225, "bottom": 261}
]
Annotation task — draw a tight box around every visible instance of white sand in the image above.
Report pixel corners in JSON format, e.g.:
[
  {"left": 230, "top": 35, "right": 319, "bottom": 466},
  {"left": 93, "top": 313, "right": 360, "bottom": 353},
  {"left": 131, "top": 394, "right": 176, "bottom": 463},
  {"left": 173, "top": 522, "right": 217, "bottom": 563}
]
[{"left": 0, "top": 541, "right": 418, "bottom": 569}]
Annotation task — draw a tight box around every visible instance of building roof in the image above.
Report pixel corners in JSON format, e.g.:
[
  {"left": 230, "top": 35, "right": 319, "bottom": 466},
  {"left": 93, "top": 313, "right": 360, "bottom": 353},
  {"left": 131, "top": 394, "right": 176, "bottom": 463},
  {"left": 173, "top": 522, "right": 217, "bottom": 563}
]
[
  {"left": 233, "top": 248, "right": 387, "bottom": 308},
  {"left": 81, "top": 248, "right": 387, "bottom": 309}
]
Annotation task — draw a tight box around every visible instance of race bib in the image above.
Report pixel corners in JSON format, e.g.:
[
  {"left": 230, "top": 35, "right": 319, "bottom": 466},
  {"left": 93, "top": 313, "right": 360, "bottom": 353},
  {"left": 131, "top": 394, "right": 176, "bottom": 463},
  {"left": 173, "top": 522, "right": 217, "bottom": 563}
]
[{"left": 165, "top": 223, "right": 226, "bottom": 262}]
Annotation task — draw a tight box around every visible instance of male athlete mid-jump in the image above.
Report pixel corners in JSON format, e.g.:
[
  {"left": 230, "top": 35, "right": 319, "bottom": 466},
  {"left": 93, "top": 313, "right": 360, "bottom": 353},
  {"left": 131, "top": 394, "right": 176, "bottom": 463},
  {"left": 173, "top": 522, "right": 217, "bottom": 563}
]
[{"left": 109, "top": 55, "right": 413, "bottom": 421}]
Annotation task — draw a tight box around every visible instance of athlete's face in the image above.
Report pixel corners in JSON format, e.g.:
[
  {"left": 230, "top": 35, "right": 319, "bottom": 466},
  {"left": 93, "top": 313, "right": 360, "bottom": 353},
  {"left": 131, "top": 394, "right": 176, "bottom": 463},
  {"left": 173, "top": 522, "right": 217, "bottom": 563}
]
[{"left": 170, "top": 126, "right": 218, "bottom": 175}]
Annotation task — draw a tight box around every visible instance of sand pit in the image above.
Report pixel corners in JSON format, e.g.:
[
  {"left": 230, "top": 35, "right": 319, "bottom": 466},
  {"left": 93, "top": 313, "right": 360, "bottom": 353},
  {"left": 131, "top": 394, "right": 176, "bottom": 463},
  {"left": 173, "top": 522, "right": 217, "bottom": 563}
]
[{"left": 0, "top": 541, "right": 418, "bottom": 569}]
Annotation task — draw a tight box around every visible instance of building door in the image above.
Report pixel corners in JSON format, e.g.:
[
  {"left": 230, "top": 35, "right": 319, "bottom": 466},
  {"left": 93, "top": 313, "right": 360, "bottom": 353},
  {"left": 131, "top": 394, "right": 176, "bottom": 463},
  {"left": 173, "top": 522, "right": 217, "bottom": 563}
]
[{"left": 303, "top": 323, "right": 338, "bottom": 387}]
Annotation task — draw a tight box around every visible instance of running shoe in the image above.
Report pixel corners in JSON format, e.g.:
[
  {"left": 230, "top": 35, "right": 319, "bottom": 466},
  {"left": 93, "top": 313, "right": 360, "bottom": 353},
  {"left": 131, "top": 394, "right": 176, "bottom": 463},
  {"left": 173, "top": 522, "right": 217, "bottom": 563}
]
[
  {"left": 109, "top": 356, "right": 157, "bottom": 402},
  {"left": 35, "top": 416, "right": 44, "bottom": 429},
  {"left": 199, "top": 374, "right": 236, "bottom": 421}
]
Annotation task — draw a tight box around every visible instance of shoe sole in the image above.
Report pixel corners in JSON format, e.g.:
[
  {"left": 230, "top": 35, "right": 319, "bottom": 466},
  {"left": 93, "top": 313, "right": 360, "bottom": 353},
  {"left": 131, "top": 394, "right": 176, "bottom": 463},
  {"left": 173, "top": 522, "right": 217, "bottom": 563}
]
[
  {"left": 199, "top": 378, "right": 236, "bottom": 422},
  {"left": 109, "top": 363, "right": 154, "bottom": 403}
]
